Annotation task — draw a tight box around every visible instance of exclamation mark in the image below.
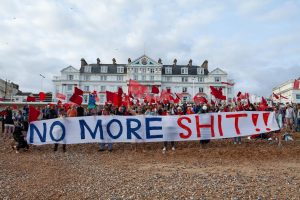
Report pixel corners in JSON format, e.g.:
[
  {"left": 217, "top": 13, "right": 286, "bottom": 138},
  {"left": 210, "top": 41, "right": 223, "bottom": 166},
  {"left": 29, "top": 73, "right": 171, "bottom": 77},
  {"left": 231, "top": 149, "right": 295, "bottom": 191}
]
[
  {"left": 252, "top": 114, "right": 260, "bottom": 132},
  {"left": 263, "top": 113, "right": 271, "bottom": 131}
]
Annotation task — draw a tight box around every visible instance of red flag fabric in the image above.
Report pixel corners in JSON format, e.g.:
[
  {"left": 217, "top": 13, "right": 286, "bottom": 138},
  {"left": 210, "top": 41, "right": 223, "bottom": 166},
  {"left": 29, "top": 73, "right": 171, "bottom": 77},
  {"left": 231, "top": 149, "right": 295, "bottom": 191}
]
[
  {"left": 74, "top": 87, "right": 84, "bottom": 96},
  {"left": 261, "top": 97, "right": 268, "bottom": 105},
  {"left": 26, "top": 95, "right": 36, "bottom": 102},
  {"left": 280, "top": 94, "right": 288, "bottom": 99},
  {"left": 57, "top": 100, "right": 62, "bottom": 105},
  {"left": 221, "top": 82, "right": 234, "bottom": 86},
  {"left": 166, "top": 88, "right": 171, "bottom": 93},
  {"left": 151, "top": 86, "right": 159, "bottom": 94},
  {"left": 175, "top": 93, "right": 183, "bottom": 99},
  {"left": 69, "top": 94, "right": 83, "bottom": 105},
  {"left": 193, "top": 95, "right": 207, "bottom": 104},
  {"left": 210, "top": 86, "right": 226, "bottom": 100},
  {"left": 29, "top": 106, "right": 40, "bottom": 123},
  {"left": 117, "top": 87, "right": 123, "bottom": 107},
  {"left": 273, "top": 93, "right": 279, "bottom": 99},
  {"left": 56, "top": 93, "right": 66, "bottom": 100},
  {"left": 237, "top": 91, "right": 242, "bottom": 97},
  {"left": 128, "top": 79, "right": 148, "bottom": 98},
  {"left": 39, "top": 92, "right": 46, "bottom": 101},
  {"left": 12, "top": 105, "right": 18, "bottom": 110},
  {"left": 106, "top": 91, "right": 119, "bottom": 106},
  {"left": 174, "top": 98, "right": 180, "bottom": 104},
  {"left": 293, "top": 79, "right": 299, "bottom": 89}
]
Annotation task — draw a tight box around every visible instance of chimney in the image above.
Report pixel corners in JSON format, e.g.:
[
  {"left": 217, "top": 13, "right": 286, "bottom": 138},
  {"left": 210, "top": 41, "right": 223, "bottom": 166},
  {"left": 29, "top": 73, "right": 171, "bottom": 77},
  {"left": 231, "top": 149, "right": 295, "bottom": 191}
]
[
  {"left": 81, "top": 58, "right": 88, "bottom": 67},
  {"left": 201, "top": 60, "right": 208, "bottom": 69},
  {"left": 173, "top": 58, "right": 177, "bottom": 66},
  {"left": 112, "top": 58, "right": 116, "bottom": 65},
  {"left": 96, "top": 58, "right": 100, "bottom": 65},
  {"left": 188, "top": 59, "right": 192, "bottom": 66},
  {"left": 158, "top": 58, "right": 162, "bottom": 64},
  {"left": 128, "top": 58, "right": 131, "bottom": 64}
]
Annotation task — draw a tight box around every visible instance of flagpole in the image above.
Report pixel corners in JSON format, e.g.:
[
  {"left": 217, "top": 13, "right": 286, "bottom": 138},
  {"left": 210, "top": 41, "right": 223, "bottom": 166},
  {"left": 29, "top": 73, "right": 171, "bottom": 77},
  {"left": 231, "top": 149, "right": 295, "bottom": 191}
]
[{"left": 40, "top": 74, "right": 45, "bottom": 91}]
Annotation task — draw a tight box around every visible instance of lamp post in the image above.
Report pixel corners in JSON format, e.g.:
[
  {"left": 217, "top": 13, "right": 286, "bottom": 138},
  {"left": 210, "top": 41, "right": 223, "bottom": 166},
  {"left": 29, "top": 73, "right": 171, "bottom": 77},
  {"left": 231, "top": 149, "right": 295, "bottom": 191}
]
[{"left": 40, "top": 74, "right": 45, "bottom": 91}]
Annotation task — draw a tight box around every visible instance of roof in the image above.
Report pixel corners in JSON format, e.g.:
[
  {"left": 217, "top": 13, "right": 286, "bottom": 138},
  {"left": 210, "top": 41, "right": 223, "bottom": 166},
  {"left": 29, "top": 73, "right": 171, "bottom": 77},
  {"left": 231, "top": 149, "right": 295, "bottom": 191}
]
[
  {"left": 162, "top": 65, "right": 208, "bottom": 75},
  {"left": 80, "top": 64, "right": 128, "bottom": 74}
]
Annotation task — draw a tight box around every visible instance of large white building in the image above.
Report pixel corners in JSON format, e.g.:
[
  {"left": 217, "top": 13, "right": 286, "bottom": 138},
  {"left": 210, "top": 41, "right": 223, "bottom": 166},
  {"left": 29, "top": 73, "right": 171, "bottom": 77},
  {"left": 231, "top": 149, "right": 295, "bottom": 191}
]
[
  {"left": 53, "top": 55, "right": 234, "bottom": 104},
  {"left": 272, "top": 78, "right": 300, "bottom": 104}
]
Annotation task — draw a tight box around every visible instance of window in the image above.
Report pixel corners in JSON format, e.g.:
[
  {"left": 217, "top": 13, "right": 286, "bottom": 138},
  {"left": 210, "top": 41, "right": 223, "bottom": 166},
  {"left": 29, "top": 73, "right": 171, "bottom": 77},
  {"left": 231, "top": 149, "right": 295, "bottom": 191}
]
[
  {"left": 165, "top": 67, "right": 172, "bottom": 74},
  {"left": 228, "top": 88, "right": 232, "bottom": 94},
  {"left": 99, "top": 94, "right": 105, "bottom": 103},
  {"left": 117, "top": 67, "right": 124, "bottom": 73},
  {"left": 84, "top": 75, "right": 90, "bottom": 81},
  {"left": 142, "top": 75, "right": 146, "bottom": 81},
  {"left": 199, "top": 87, "right": 203, "bottom": 93},
  {"left": 134, "top": 75, "right": 138, "bottom": 80},
  {"left": 142, "top": 68, "right": 146, "bottom": 73},
  {"left": 296, "top": 94, "right": 300, "bottom": 99},
  {"left": 100, "top": 76, "right": 107, "bottom": 81},
  {"left": 134, "top": 68, "right": 138, "bottom": 73},
  {"left": 182, "top": 77, "right": 188, "bottom": 82},
  {"left": 215, "top": 77, "right": 221, "bottom": 82},
  {"left": 117, "top": 76, "right": 123, "bottom": 81},
  {"left": 197, "top": 68, "right": 204, "bottom": 74},
  {"left": 150, "top": 76, "right": 154, "bottom": 81},
  {"left": 84, "top": 86, "right": 89, "bottom": 91},
  {"left": 67, "top": 85, "right": 73, "bottom": 91},
  {"left": 181, "top": 67, "right": 188, "bottom": 74},
  {"left": 198, "top": 77, "right": 204, "bottom": 82},
  {"left": 68, "top": 75, "right": 74, "bottom": 80},
  {"left": 165, "top": 77, "right": 172, "bottom": 82},
  {"left": 66, "top": 94, "right": 72, "bottom": 101},
  {"left": 150, "top": 68, "right": 155, "bottom": 73},
  {"left": 84, "top": 66, "right": 91, "bottom": 73},
  {"left": 100, "top": 86, "right": 106, "bottom": 92},
  {"left": 101, "top": 66, "right": 108, "bottom": 73},
  {"left": 182, "top": 87, "right": 187, "bottom": 93}
]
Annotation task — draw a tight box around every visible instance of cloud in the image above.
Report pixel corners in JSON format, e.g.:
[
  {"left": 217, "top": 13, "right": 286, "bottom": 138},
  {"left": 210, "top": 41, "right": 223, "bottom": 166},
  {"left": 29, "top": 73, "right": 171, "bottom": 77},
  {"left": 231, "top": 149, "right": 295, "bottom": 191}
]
[{"left": 0, "top": 0, "right": 299, "bottom": 97}]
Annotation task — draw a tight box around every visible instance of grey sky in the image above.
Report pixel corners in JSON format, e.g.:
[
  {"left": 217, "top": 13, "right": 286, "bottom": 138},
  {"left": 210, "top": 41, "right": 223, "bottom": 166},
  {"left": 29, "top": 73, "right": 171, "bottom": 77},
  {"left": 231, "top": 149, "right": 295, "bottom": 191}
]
[{"left": 0, "top": 0, "right": 299, "bottom": 96}]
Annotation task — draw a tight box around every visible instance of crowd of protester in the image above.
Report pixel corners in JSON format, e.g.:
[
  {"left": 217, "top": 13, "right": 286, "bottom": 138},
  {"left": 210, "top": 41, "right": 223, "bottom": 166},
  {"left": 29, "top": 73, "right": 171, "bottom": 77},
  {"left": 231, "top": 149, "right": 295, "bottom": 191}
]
[{"left": 0, "top": 101, "right": 299, "bottom": 153}]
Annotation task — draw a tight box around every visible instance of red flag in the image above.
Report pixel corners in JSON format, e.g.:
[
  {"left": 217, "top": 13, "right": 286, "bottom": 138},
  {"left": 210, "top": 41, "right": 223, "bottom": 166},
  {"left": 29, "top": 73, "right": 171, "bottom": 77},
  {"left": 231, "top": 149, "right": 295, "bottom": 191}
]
[
  {"left": 12, "top": 105, "right": 18, "bottom": 110},
  {"left": 39, "top": 92, "right": 46, "bottom": 101},
  {"left": 74, "top": 87, "right": 84, "bottom": 96},
  {"left": 293, "top": 79, "right": 299, "bottom": 89},
  {"left": 26, "top": 95, "right": 36, "bottom": 102},
  {"left": 175, "top": 93, "right": 183, "bottom": 99},
  {"left": 56, "top": 93, "right": 66, "bottom": 100},
  {"left": 106, "top": 91, "right": 119, "bottom": 106},
  {"left": 57, "top": 100, "right": 62, "bottom": 105},
  {"left": 29, "top": 106, "right": 40, "bottom": 123},
  {"left": 193, "top": 95, "right": 207, "bottom": 104},
  {"left": 237, "top": 91, "right": 242, "bottom": 97},
  {"left": 128, "top": 79, "right": 148, "bottom": 98},
  {"left": 174, "top": 98, "right": 180, "bottom": 104},
  {"left": 280, "top": 94, "right": 288, "bottom": 99},
  {"left": 261, "top": 97, "right": 268, "bottom": 105},
  {"left": 221, "top": 82, "right": 234, "bottom": 86},
  {"left": 166, "top": 88, "right": 171, "bottom": 93},
  {"left": 69, "top": 94, "right": 83, "bottom": 105},
  {"left": 151, "top": 86, "right": 159, "bottom": 94},
  {"left": 117, "top": 87, "right": 123, "bottom": 107},
  {"left": 273, "top": 93, "right": 279, "bottom": 99},
  {"left": 210, "top": 86, "right": 226, "bottom": 100}
]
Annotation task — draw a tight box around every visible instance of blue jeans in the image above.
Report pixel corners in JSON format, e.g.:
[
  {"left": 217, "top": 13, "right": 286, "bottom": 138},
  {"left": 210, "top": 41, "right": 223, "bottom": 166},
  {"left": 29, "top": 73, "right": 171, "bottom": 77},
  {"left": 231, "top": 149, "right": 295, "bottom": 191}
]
[{"left": 99, "top": 143, "right": 112, "bottom": 150}]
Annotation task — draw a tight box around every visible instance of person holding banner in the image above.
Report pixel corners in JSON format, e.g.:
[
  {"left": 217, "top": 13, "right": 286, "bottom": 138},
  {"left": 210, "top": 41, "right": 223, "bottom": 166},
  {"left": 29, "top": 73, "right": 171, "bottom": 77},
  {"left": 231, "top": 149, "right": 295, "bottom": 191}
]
[
  {"left": 274, "top": 106, "right": 283, "bottom": 146},
  {"left": 99, "top": 105, "right": 113, "bottom": 152},
  {"left": 53, "top": 108, "right": 67, "bottom": 152}
]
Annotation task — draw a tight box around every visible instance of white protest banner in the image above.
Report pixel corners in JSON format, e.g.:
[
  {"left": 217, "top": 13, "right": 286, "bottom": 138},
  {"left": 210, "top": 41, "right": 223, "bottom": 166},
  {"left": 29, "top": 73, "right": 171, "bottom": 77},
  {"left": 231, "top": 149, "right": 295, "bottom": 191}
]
[{"left": 27, "top": 111, "right": 279, "bottom": 145}]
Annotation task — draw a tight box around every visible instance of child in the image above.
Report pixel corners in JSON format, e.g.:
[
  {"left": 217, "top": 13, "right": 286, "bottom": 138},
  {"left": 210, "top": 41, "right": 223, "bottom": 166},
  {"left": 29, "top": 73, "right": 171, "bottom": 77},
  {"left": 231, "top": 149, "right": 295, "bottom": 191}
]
[{"left": 12, "top": 123, "right": 29, "bottom": 153}]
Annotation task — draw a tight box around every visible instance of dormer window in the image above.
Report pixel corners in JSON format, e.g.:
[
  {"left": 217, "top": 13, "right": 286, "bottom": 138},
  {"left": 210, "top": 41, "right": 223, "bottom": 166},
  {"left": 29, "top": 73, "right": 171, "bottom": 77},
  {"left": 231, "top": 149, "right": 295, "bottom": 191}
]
[
  {"left": 101, "top": 66, "right": 108, "bottom": 73},
  {"left": 165, "top": 67, "right": 172, "bottom": 74},
  {"left": 181, "top": 67, "right": 188, "bottom": 74},
  {"left": 215, "top": 77, "right": 221, "bottom": 82},
  {"left": 84, "top": 66, "right": 91, "bottom": 73},
  {"left": 197, "top": 68, "right": 204, "bottom": 74},
  {"left": 117, "top": 66, "right": 124, "bottom": 73}
]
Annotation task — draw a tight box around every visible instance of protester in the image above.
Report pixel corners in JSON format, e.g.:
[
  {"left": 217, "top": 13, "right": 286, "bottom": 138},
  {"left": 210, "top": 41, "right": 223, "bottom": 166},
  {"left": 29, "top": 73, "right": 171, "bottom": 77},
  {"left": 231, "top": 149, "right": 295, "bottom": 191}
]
[
  {"left": 54, "top": 108, "right": 67, "bottom": 152},
  {"left": 4, "top": 107, "right": 14, "bottom": 139},
  {"left": 12, "top": 122, "right": 29, "bottom": 153},
  {"left": 99, "top": 105, "right": 113, "bottom": 152}
]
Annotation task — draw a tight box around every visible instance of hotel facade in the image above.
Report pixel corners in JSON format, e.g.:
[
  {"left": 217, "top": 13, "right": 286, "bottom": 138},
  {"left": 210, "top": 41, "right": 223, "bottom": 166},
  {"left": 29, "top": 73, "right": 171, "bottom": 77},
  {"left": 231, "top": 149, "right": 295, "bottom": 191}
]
[{"left": 53, "top": 55, "right": 234, "bottom": 104}]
